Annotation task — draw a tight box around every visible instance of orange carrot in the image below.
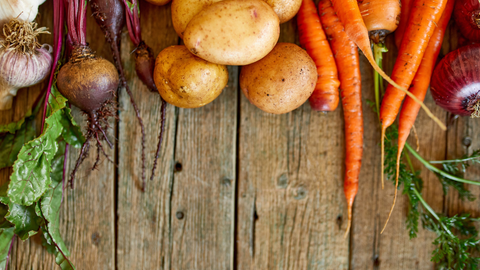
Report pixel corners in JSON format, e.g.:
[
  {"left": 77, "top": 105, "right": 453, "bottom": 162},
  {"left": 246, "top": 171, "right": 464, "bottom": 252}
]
[
  {"left": 358, "top": 0, "right": 401, "bottom": 44},
  {"left": 382, "top": 0, "right": 454, "bottom": 233},
  {"left": 318, "top": 0, "right": 363, "bottom": 237},
  {"left": 394, "top": 0, "right": 413, "bottom": 48},
  {"left": 330, "top": 0, "right": 443, "bottom": 129},
  {"left": 297, "top": 0, "right": 340, "bottom": 111},
  {"left": 379, "top": 0, "right": 448, "bottom": 192}
]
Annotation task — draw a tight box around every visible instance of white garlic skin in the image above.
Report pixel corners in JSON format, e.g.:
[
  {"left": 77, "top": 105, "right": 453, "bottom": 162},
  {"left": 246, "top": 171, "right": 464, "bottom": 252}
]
[
  {"left": 0, "top": 46, "right": 52, "bottom": 110},
  {"left": 0, "top": 0, "right": 47, "bottom": 28}
]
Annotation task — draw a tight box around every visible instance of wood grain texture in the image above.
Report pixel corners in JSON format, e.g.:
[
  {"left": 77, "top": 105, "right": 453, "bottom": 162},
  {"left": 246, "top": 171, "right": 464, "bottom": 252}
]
[
  {"left": 169, "top": 67, "right": 237, "bottom": 270},
  {"left": 5, "top": 3, "right": 117, "bottom": 269},
  {"left": 350, "top": 36, "right": 447, "bottom": 269},
  {"left": 3, "top": 2, "right": 480, "bottom": 270},
  {"left": 116, "top": 2, "right": 178, "bottom": 270},
  {"left": 236, "top": 20, "right": 349, "bottom": 270}
]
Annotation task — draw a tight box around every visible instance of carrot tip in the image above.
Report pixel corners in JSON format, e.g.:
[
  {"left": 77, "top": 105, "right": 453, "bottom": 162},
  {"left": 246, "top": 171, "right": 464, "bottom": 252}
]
[
  {"left": 344, "top": 206, "right": 352, "bottom": 239},
  {"left": 381, "top": 155, "right": 401, "bottom": 234}
]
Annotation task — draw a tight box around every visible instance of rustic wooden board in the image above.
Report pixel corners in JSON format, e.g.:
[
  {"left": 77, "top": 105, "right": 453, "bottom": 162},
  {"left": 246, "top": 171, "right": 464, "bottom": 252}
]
[
  {"left": 2, "top": 1, "right": 480, "bottom": 270},
  {"left": 236, "top": 20, "right": 349, "bottom": 270},
  {"left": 116, "top": 2, "right": 178, "bottom": 270}
]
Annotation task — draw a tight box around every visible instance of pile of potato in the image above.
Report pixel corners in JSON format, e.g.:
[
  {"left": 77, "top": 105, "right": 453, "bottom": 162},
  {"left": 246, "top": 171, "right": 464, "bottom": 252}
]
[{"left": 152, "top": 0, "right": 317, "bottom": 114}]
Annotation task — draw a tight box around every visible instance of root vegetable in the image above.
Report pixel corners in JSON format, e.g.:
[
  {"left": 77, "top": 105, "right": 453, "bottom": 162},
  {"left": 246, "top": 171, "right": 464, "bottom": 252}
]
[
  {"left": 58, "top": 0, "right": 119, "bottom": 187},
  {"left": 90, "top": 0, "right": 148, "bottom": 190}
]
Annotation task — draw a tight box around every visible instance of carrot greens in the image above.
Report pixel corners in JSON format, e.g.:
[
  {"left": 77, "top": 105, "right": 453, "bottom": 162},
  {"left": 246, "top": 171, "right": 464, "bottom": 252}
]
[{"left": 382, "top": 125, "right": 480, "bottom": 268}]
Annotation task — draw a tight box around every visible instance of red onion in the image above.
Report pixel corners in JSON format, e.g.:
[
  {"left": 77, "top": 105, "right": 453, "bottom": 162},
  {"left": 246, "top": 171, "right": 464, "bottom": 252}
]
[
  {"left": 454, "top": 0, "right": 480, "bottom": 42},
  {"left": 430, "top": 44, "right": 480, "bottom": 117}
]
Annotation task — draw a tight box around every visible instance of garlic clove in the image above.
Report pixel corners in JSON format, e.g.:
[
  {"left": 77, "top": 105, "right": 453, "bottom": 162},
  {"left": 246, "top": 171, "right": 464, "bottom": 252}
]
[{"left": 0, "top": 77, "right": 17, "bottom": 110}]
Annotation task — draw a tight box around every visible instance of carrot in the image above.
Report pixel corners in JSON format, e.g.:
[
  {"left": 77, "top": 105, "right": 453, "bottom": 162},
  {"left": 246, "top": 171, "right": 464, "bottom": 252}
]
[
  {"left": 382, "top": 0, "right": 454, "bottom": 233},
  {"left": 358, "top": 0, "right": 401, "bottom": 116},
  {"left": 330, "top": 0, "right": 444, "bottom": 131},
  {"left": 379, "top": 0, "right": 448, "bottom": 192},
  {"left": 297, "top": 0, "right": 340, "bottom": 111},
  {"left": 394, "top": 0, "right": 413, "bottom": 48},
  {"left": 318, "top": 0, "right": 363, "bottom": 237},
  {"left": 358, "top": 0, "right": 401, "bottom": 44}
]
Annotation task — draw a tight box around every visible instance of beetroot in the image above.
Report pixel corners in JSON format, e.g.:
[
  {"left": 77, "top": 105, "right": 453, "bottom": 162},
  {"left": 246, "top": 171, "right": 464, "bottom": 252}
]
[
  {"left": 134, "top": 41, "right": 157, "bottom": 92},
  {"left": 58, "top": 0, "right": 119, "bottom": 187},
  {"left": 123, "top": 0, "right": 166, "bottom": 181},
  {"left": 90, "top": 0, "right": 147, "bottom": 190},
  {"left": 58, "top": 47, "right": 118, "bottom": 114}
]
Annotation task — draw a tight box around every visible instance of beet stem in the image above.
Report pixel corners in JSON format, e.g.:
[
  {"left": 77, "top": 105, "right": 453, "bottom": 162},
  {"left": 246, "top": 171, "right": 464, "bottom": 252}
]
[{"left": 151, "top": 99, "right": 167, "bottom": 181}]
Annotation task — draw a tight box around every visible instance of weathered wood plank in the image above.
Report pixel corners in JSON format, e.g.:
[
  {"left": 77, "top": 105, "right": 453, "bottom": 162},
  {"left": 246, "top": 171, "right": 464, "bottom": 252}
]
[
  {"left": 350, "top": 36, "right": 446, "bottom": 269},
  {"left": 236, "top": 20, "right": 349, "bottom": 270},
  {"left": 168, "top": 64, "right": 238, "bottom": 270},
  {"left": 116, "top": 2, "right": 178, "bottom": 270},
  {"left": 6, "top": 3, "right": 117, "bottom": 269}
]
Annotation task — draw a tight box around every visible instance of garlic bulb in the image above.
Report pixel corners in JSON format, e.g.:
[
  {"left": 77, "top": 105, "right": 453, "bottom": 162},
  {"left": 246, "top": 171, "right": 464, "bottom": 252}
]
[
  {"left": 0, "top": 18, "right": 52, "bottom": 110},
  {"left": 0, "top": 0, "right": 47, "bottom": 28}
]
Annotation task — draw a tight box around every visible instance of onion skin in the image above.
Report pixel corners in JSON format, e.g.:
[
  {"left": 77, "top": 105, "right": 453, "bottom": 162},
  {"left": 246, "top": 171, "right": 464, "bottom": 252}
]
[
  {"left": 430, "top": 44, "right": 480, "bottom": 116},
  {"left": 454, "top": 0, "right": 480, "bottom": 42}
]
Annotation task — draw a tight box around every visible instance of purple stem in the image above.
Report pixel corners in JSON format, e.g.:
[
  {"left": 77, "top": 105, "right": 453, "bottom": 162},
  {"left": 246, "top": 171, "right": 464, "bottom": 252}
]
[
  {"left": 5, "top": 234, "right": 15, "bottom": 270},
  {"left": 122, "top": 0, "right": 141, "bottom": 46},
  {"left": 41, "top": 0, "right": 64, "bottom": 132},
  {"left": 61, "top": 143, "right": 69, "bottom": 206}
]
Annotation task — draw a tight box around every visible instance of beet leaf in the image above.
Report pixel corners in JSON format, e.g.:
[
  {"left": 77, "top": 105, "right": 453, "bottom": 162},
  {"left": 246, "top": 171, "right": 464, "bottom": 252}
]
[
  {"left": 0, "top": 227, "right": 15, "bottom": 269},
  {"left": 6, "top": 85, "right": 84, "bottom": 206}
]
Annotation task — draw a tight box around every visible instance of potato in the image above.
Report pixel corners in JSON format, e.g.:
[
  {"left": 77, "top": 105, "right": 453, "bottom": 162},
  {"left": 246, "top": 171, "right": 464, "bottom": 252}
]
[
  {"left": 154, "top": 45, "right": 229, "bottom": 108},
  {"left": 171, "top": 0, "right": 223, "bottom": 39},
  {"left": 263, "top": 0, "right": 302, "bottom": 23},
  {"left": 183, "top": 0, "right": 280, "bottom": 66},
  {"left": 144, "top": 0, "right": 171, "bottom": 5},
  {"left": 240, "top": 43, "right": 317, "bottom": 114}
]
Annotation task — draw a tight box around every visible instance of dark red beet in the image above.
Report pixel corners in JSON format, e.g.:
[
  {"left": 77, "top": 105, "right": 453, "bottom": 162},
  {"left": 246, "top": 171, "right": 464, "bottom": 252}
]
[
  {"left": 454, "top": 0, "right": 480, "bottom": 42},
  {"left": 57, "top": 46, "right": 118, "bottom": 113},
  {"left": 91, "top": 0, "right": 147, "bottom": 190},
  {"left": 135, "top": 41, "right": 158, "bottom": 92},
  {"left": 57, "top": 45, "right": 119, "bottom": 187}
]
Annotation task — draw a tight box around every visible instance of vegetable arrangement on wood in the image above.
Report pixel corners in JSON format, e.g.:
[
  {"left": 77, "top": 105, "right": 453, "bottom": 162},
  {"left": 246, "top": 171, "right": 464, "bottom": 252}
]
[{"left": 2, "top": 0, "right": 480, "bottom": 268}]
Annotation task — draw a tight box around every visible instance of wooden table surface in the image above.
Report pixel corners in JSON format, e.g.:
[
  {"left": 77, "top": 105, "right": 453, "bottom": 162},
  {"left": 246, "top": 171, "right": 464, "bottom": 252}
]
[{"left": 1, "top": 1, "right": 478, "bottom": 269}]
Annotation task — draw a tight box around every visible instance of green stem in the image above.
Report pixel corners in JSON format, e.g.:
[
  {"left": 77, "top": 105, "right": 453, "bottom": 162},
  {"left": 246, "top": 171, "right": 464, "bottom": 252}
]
[
  {"left": 405, "top": 151, "right": 415, "bottom": 173},
  {"left": 429, "top": 156, "right": 480, "bottom": 164},
  {"left": 412, "top": 187, "right": 455, "bottom": 238},
  {"left": 405, "top": 143, "right": 480, "bottom": 186},
  {"left": 373, "top": 43, "right": 388, "bottom": 120}
]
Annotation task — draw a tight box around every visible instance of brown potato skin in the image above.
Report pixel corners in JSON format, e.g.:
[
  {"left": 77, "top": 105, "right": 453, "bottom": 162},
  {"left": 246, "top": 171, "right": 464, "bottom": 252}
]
[
  {"left": 183, "top": 0, "right": 280, "bottom": 66},
  {"left": 240, "top": 43, "right": 317, "bottom": 114},
  {"left": 144, "top": 0, "right": 171, "bottom": 6},
  {"left": 263, "top": 0, "right": 302, "bottom": 23},
  {"left": 171, "top": 0, "right": 223, "bottom": 39},
  {"left": 154, "top": 45, "right": 229, "bottom": 109}
]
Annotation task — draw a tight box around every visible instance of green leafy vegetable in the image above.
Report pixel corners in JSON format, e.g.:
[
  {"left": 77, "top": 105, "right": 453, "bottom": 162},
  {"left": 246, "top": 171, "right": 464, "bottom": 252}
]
[
  {"left": 7, "top": 86, "right": 84, "bottom": 206},
  {"left": 383, "top": 126, "right": 480, "bottom": 267},
  {"left": 0, "top": 102, "right": 42, "bottom": 170},
  {"left": 0, "top": 227, "right": 15, "bottom": 270},
  {"left": 38, "top": 139, "right": 75, "bottom": 269}
]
